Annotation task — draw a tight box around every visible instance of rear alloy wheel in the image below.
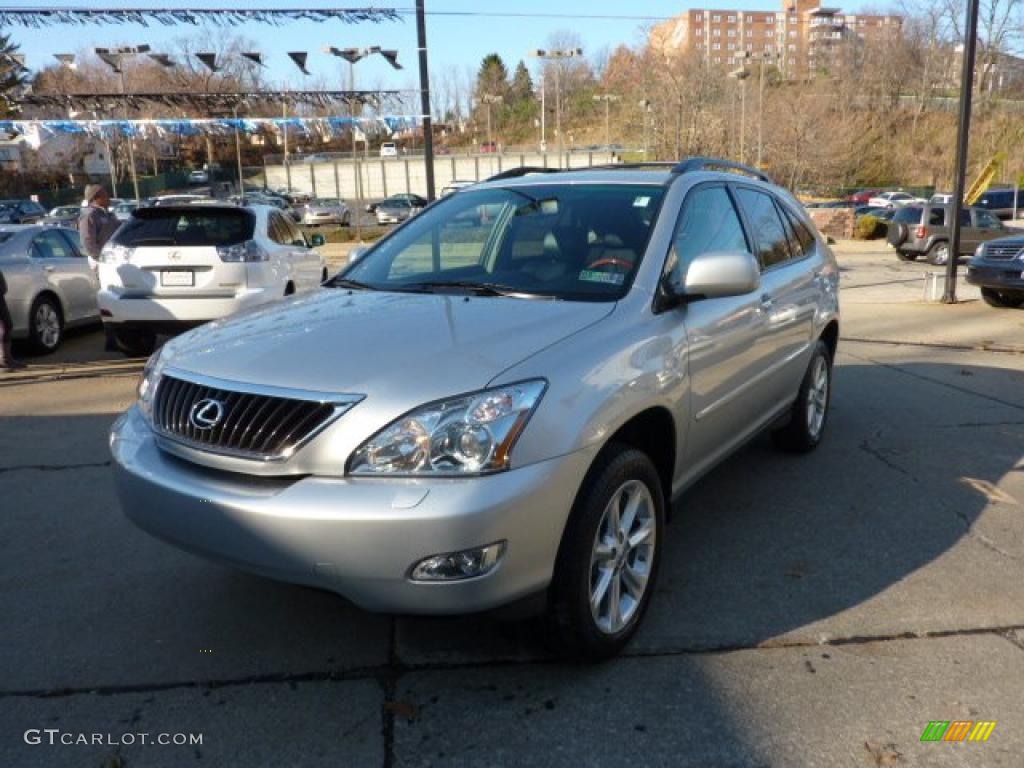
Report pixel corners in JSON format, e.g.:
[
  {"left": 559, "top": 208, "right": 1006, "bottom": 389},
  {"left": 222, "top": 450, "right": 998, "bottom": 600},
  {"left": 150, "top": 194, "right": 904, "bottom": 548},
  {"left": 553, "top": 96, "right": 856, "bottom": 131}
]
[
  {"left": 546, "top": 444, "right": 664, "bottom": 661},
  {"left": 29, "top": 295, "right": 63, "bottom": 353},
  {"left": 926, "top": 241, "right": 950, "bottom": 266},
  {"left": 980, "top": 287, "right": 1024, "bottom": 308},
  {"left": 772, "top": 339, "right": 832, "bottom": 453},
  {"left": 112, "top": 328, "right": 156, "bottom": 357}
]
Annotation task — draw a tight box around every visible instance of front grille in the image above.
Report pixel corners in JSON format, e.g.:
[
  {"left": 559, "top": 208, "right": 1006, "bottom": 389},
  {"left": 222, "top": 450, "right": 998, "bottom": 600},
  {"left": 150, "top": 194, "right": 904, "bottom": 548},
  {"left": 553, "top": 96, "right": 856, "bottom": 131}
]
[
  {"left": 984, "top": 243, "right": 1024, "bottom": 261},
  {"left": 153, "top": 374, "right": 340, "bottom": 460}
]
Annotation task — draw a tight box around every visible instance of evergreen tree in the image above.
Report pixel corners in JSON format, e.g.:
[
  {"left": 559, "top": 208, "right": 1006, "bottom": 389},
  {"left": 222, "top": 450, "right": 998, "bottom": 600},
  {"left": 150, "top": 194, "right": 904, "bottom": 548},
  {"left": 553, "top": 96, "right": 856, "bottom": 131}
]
[
  {"left": 0, "top": 33, "right": 28, "bottom": 117},
  {"left": 509, "top": 60, "right": 534, "bottom": 104}
]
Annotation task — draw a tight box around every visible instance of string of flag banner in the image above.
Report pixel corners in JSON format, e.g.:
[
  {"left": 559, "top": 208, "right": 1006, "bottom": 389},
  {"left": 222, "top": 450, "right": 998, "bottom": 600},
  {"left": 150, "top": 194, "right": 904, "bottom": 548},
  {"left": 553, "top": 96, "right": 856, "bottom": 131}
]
[
  {"left": 0, "top": 115, "right": 424, "bottom": 148},
  {"left": 0, "top": 7, "right": 400, "bottom": 28},
  {"left": 18, "top": 90, "right": 408, "bottom": 112}
]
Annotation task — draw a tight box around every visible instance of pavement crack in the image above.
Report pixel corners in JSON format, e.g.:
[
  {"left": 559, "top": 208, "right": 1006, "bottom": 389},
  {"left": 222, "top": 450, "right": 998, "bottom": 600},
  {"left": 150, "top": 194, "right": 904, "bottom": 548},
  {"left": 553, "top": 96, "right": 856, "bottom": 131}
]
[
  {"left": 858, "top": 438, "right": 914, "bottom": 480},
  {"left": 843, "top": 347, "right": 1024, "bottom": 413},
  {"left": 0, "top": 461, "right": 112, "bottom": 475},
  {"left": 953, "top": 508, "right": 1019, "bottom": 561},
  {"left": 5, "top": 624, "right": 1024, "bottom": 702}
]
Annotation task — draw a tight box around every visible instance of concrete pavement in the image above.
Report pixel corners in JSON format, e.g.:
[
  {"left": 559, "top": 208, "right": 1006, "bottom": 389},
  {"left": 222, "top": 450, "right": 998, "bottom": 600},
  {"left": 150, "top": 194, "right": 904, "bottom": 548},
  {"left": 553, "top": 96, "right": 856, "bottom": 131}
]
[{"left": 1, "top": 242, "right": 1022, "bottom": 767}]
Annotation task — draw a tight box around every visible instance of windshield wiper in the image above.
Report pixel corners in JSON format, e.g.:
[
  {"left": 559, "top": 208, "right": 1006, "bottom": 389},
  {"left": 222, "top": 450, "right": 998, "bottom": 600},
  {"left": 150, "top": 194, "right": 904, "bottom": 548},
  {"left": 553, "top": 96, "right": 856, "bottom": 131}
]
[
  {"left": 325, "top": 276, "right": 376, "bottom": 290},
  {"left": 395, "top": 280, "right": 557, "bottom": 299}
]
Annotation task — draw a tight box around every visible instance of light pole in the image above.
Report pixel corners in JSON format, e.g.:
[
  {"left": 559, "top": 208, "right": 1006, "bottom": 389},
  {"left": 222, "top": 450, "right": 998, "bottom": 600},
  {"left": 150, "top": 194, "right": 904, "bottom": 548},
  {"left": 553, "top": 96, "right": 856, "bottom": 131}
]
[
  {"left": 530, "top": 48, "right": 583, "bottom": 168},
  {"left": 481, "top": 92, "right": 503, "bottom": 150},
  {"left": 592, "top": 93, "right": 619, "bottom": 148},
  {"left": 728, "top": 61, "right": 751, "bottom": 165},
  {"left": 96, "top": 45, "right": 152, "bottom": 202},
  {"left": 324, "top": 46, "right": 403, "bottom": 241},
  {"left": 638, "top": 99, "right": 652, "bottom": 160},
  {"left": 753, "top": 52, "right": 778, "bottom": 168}
]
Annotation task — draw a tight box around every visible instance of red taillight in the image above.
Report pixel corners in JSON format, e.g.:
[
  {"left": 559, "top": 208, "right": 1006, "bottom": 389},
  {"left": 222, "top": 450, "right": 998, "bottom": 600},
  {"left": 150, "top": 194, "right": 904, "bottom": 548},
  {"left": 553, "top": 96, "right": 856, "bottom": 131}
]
[{"left": 916, "top": 226, "right": 927, "bottom": 239}]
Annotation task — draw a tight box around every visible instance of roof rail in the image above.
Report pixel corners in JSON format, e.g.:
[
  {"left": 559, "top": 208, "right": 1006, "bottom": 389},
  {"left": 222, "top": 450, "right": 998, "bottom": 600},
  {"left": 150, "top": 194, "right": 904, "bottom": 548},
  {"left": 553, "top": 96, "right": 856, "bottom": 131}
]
[
  {"left": 671, "top": 157, "right": 774, "bottom": 184},
  {"left": 484, "top": 166, "right": 561, "bottom": 182}
]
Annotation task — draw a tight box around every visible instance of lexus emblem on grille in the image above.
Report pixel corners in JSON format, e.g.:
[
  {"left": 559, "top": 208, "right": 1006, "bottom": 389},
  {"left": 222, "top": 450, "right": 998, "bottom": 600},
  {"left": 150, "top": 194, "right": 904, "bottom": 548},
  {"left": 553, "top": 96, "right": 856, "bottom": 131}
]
[{"left": 189, "top": 398, "right": 226, "bottom": 430}]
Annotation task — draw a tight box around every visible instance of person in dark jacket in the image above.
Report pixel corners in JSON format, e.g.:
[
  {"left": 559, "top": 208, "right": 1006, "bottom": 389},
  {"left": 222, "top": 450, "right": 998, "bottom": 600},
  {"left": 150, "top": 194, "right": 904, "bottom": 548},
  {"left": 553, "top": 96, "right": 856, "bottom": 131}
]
[
  {"left": 0, "top": 268, "right": 25, "bottom": 371},
  {"left": 78, "top": 184, "right": 121, "bottom": 352}
]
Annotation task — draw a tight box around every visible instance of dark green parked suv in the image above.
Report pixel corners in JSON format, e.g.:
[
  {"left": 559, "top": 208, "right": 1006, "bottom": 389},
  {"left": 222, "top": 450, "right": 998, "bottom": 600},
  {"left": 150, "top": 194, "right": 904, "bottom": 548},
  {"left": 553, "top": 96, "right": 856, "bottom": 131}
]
[{"left": 887, "top": 203, "right": 1011, "bottom": 265}]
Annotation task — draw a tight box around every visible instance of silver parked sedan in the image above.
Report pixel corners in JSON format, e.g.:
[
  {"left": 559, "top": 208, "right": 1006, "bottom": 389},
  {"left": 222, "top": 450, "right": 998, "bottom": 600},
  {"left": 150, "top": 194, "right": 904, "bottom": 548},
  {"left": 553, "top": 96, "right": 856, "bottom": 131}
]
[
  {"left": 0, "top": 225, "right": 100, "bottom": 352},
  {"left": 110, "top": 158, "right": 840, "bottom": 659},
  {"left": 301, "top": 198, "right": 350, "bottom": 227}
]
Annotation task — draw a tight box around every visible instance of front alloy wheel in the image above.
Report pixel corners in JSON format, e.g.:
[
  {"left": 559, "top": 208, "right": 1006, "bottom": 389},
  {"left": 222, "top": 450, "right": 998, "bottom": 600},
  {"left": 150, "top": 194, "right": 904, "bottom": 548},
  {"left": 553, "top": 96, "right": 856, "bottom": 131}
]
[
  {"left": 589, "top": 480, "right": 657, "bottom": 635},
  {"left": 547, "top": 444, "right": 665, "bottom": 660},
  {"left": 772, "top": 338, "right": 832, "bottom": 453}
]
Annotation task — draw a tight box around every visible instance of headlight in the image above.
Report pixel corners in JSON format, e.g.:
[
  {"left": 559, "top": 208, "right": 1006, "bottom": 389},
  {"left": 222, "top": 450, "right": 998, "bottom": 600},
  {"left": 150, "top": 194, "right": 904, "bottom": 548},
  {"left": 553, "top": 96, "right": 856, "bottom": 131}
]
[
  {"left": 347, "top": 380, "right": 546, "bottom": 476},
  {"left": 217, "top": 240, "right": 269, "bottom": 262},
  {"left": 136, "top": 346, "right": 166, "bottom": 421}
]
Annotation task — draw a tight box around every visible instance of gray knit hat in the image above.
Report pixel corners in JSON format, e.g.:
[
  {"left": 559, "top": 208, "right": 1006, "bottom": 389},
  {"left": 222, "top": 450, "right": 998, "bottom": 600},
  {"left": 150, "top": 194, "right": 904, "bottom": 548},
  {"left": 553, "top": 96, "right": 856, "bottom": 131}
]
[{"left": 84, "top": 184, "right": 106, "bottom": 203}]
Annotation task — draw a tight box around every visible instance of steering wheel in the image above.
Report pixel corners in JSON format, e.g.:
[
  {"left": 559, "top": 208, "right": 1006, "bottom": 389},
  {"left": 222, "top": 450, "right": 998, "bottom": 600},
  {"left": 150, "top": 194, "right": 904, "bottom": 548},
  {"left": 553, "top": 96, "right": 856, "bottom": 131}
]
[{"left": 585, "top": 256, "right": 633, "bottom": 271}]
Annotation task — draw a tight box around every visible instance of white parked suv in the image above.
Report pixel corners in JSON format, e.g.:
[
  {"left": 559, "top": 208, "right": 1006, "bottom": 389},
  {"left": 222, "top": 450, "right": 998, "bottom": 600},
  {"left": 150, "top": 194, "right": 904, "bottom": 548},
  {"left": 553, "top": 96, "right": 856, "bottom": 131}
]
[{"left": 97, "top": 204, "right": 327, "bottom": 356}]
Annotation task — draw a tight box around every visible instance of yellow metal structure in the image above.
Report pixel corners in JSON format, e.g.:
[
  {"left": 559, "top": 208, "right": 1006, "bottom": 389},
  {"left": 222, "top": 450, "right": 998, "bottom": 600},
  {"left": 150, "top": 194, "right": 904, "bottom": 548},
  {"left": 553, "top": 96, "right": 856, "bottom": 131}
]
[{"left": 965, "top": 152, "right": 1005, "bottom": 205}]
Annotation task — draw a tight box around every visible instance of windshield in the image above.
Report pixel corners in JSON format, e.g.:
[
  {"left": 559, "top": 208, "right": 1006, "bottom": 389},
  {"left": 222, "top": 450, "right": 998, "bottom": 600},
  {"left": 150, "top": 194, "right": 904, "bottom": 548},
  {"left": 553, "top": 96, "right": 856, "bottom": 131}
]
[
  {"left": 113, "top": 207, "right": 254, "bottom": 247},
  {"left": 344, "top": 184, "right": 665, "bottom": 301}
]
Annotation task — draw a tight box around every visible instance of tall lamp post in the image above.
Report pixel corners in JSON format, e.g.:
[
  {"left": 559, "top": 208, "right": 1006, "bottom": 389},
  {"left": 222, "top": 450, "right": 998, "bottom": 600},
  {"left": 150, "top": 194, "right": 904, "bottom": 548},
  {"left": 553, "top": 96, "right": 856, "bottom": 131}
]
[
  {"left": 481, "top": 92, "right": 503, "bottom": 169},
  {"left": 728, "top": 60, "right": 751, "bottom": 165},
  {"left": 944, "top": 0, "right": 982, "bottom": 304},
  {"left": 96, "top": 45, "right": 152, "bottom": 202},
  {"left": 754, "top": 52, "right": 778, "bottom": 168},
  {"left": 530, "top": 47, "right": 583, "bottom": 169},
  {"left": 592, "top": 93, "right": 619, "bottom": 148},
  {"left": 324, "top": 46, "right": 403, "bottom": 241}
]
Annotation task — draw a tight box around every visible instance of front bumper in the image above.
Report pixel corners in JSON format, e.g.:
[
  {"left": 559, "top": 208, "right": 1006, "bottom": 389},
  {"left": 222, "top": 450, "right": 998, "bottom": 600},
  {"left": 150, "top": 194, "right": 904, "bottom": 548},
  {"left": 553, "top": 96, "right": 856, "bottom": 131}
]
[
  {"left": 966, "top": 262, "right": 1024, "bottom": 291},
  {"left": 97, "top": 287, "right": 275, "bottom": 326},
  {"left": 109, "top": 406, "right": 594, "bottom": 614}
]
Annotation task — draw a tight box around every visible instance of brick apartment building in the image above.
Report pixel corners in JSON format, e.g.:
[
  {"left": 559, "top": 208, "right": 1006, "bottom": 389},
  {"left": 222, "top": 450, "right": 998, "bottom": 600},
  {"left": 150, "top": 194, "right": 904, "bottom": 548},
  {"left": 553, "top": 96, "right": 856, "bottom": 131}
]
[{"left": 650, "top": 0, "right": 901, "bottom": 76}]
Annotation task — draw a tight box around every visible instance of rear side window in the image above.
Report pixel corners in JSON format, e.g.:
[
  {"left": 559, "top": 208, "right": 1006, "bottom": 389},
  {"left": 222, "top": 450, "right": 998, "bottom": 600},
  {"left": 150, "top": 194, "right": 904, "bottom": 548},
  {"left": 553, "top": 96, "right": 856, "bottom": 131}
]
[
  {"left": 734, "top": 187, "right": 792, "bottom": 269},
  {"left": 928, "top": 207, "right": 945, "bottom": 226},
  {"left": 670, "top": 185, "right": 749, "bottom": 277},
  {"left": 114, "top": 208, "right": 254, "bottom": 247},
  {"left": 779, "top": 205, "right": 817, "bottom": 259},
  {"left": 893, "top": 206, "right": 922, "bottom": 224}
]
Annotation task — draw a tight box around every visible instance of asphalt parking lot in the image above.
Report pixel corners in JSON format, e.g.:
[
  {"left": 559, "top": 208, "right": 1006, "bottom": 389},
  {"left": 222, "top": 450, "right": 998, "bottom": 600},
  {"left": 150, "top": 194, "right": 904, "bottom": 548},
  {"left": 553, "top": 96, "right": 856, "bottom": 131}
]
[{"left": 1, "top": 240, "right": 1022, "bottom": 767}]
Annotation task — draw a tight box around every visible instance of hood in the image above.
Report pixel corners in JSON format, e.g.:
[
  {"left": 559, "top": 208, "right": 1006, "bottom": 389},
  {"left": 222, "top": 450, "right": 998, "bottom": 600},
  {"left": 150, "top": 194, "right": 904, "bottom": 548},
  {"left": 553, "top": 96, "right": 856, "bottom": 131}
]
[{"left": 160, "top": 288, "right": 612, "bottom": 405}]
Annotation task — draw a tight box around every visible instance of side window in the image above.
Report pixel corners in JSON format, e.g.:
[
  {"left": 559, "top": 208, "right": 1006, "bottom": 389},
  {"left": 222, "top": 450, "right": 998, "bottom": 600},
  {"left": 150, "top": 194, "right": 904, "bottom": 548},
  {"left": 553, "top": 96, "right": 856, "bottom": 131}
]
[
  {"left": 57, "top": 228, "right": 85, "bottom": 257},
  {"left": 734, "top": 187, "right": 793, "bottom": 269},
  {"left": 31, "top": 229, "right": 75, "bottom": 259},
  {"left": 928, "top": 207, "right": 945, "bottom": 226},
  {"left": 284, "top": 217, "right": 306, "bottom": 247},
  {"left": 667, "top": 185, "right": 748, "bottom": 282},
  {"left": 267, "top": 214, "right": 289, "bottom": 245},
  {"left": 779, "top": 204, "right": 817, "bottom": 260},
  {"left": 975, "top": 209, "right": 1002, "bottom": 229},
  {"left": 959, "top": 208, "right": 971, "bottom": 226}
]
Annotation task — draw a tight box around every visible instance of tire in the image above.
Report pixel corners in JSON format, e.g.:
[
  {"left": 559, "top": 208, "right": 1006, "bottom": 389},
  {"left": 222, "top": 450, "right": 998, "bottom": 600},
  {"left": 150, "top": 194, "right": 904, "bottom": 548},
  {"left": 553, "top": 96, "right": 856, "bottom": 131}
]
[
  {"left": 28, "top": 295, "right": 63, "bottom": 353},
  {"left": 545, "top": 444, "right": 665, "bottom": 661},
  {"left": 980, "top": 287, "right": 1024, "bottom": 308},
  {"left": 321, "top": 268, "right": 329, "bottom": 283},
  {"left": 926, "top": 241, "right": 950, "bottom": 266},
  {"left": 112, "top": 328, "right": 156, "bottom": 357},
  {"left": 887, "top": 221, "right": 908, "bottom": 248},
  {"left": 772, "top": 339, "right": 833, "bottom": 454}
]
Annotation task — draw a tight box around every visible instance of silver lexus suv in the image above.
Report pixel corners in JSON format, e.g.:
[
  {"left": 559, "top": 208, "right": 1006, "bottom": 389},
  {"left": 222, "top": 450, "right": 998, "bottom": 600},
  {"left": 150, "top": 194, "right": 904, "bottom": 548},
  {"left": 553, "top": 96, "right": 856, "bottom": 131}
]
[{"left": 110, "top": 158, "right": 840, "bottom": 659}]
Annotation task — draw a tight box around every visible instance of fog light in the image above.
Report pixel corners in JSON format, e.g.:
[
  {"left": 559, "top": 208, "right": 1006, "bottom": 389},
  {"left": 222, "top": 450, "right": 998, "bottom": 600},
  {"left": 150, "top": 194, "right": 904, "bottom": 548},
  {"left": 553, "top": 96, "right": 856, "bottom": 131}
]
[{"left": 410, "top": 542, "right": 506, "bottom": 581}]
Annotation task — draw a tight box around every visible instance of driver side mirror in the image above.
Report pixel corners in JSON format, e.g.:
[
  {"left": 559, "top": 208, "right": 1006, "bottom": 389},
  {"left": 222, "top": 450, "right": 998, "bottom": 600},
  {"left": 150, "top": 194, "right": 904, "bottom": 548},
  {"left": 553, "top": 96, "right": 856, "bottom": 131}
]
[{"left": 659, "top": 250, "right": 761, "bottom": 309}]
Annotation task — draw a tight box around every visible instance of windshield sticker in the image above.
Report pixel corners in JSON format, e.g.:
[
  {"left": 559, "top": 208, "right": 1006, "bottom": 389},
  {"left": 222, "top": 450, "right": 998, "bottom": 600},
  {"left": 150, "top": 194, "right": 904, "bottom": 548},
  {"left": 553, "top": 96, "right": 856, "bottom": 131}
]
[
  {"left": 633, "top": 196, "right": 651, "bottom": 208},
  {"left": 579, "top": 270, "right": 625, "bottom": 285}
]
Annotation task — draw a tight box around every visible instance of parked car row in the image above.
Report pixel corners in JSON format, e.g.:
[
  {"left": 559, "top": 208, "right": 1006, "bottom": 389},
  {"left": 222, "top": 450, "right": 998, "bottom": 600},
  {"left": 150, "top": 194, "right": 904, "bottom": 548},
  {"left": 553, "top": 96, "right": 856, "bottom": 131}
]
[{"left": 887, "top": 202, "right": 1012, "bottom": 265}]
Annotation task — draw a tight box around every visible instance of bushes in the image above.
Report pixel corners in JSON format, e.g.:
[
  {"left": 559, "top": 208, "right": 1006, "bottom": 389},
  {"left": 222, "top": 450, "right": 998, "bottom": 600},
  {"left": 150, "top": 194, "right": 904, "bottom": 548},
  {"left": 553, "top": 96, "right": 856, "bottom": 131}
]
[{"left": 854, "top": 214, "right": 887, "bottom": 240}]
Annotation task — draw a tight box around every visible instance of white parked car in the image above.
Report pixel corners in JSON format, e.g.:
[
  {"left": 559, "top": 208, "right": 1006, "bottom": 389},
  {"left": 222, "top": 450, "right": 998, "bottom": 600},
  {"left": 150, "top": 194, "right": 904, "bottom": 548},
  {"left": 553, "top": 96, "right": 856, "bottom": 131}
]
[
  {"left": 187, "top": 169, "right": 210, "bottom": 185},
  {"left": 379, "top": 142, "right": 398, "bottom": 158},
  {"left": 96, "top": 204, "right": 327, "bottom": 356},
  {"left": 867, "top": 191, "right": 923, "bottom": 208}
]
